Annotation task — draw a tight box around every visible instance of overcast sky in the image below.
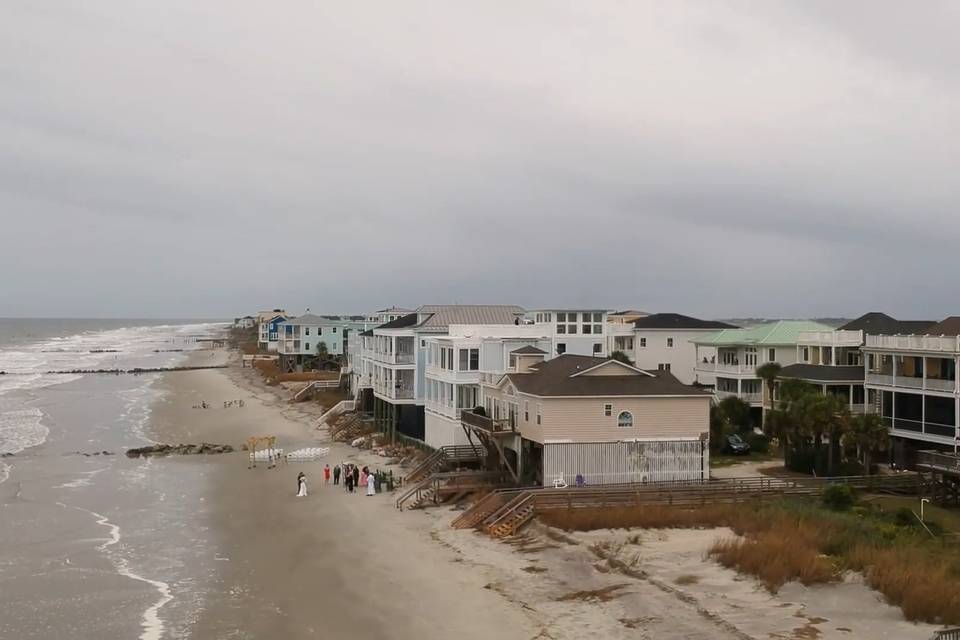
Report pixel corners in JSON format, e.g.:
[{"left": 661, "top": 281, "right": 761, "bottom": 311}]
[{"left": 2, "top": 2, "right": 959, "bottom": 320}]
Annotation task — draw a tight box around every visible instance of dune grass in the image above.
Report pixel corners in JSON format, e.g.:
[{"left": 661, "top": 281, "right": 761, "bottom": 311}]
[{"left": 539, "top": 500, "right": 960, "bottom": 624}]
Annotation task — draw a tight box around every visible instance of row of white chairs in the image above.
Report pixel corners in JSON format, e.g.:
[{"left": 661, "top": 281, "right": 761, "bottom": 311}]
[{"left": 286, "top": 447, "right": 330, "bottom": 462}]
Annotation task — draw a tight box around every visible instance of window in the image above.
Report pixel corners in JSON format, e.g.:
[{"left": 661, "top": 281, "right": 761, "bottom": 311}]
[
  {"left": 593, "top": 343, "right": 602, "bottom": 354},
  {"left": 768, "top": 348, "right": 776, "bottom": 362},
  {"left": 667, "top": 338, "right": 674, "bottom": 348},
  {"left": 593, "top": 313, "right": 603, "bottom": 322},
  {"left": 536, "top": 404, "right": 542, "bottom": 425},
  {"left": 604, "top": 403, "right": 612, "bottom": 417},
  {"left": 420, "top": 339, "right": 425, "bottom": 347},
  {"left": 305, "top": 343, "right": 310, "bottom": 351},
  {"left": 524, "top": 401, "right": 529, "bottom": 422},
  {"left": 509, "top": 354, "right": 517, "bottom": 368},
  {"left": 593, "top": 324, "right": 602, "bottom": 334},
  {"left": 802, "top": 347, "right": 809, "bottom": 362},
  {"left": 459, "top": 349, "right": 468, "bottom": 371},
  {"left": 556, "top": 343, "right": 566, "bottom": 354},
  {"left": 583, "top": 324, "right": 592, "bottom": 334},
  {"left": 332, "top": 343, "right": 337, "bottom": 351},
  {"left": 305, "top": 327, "right": 310, "bottom": 336},
  {"left": 582, "top": 312, "right": 591, "bottom": 322},
  {"left": 557, "top": 324, "right": 566, "bottom": 334},
  {"left": 617, "top": 411, "right": 633, "bottom": 428},
  {"left": 639, "top": 337, "right": 646, "bottom": 348},
  {"left": 658, "top": 363, "right": 671, "bottom": 372},
  {"left": 557, "top": 312, "right": 566, "bottom": 322},
  {"left": 470, "top": 349, "right": 479, "bottom": 370},
  {"left": 333, "top": 327, "right": 338, "bottom": 333},
  {"left": 318, "top": 327, "right": 322, "bottom": 335},
  {"left": 568, "top": 324, "right": 578, "bottom": 334}
]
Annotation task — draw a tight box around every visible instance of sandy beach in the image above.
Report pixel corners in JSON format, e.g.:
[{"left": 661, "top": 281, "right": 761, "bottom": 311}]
[
  {"left": 149, "top": 354, "right": 535, "bottom": 639},
  {"left": 143, "top": 352, "right": 942, "bottom": 640}
]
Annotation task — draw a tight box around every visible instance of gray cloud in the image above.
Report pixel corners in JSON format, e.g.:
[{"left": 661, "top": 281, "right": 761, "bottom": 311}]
[{"left": 1, "top": 1, "right": 959, "bottom": 320}]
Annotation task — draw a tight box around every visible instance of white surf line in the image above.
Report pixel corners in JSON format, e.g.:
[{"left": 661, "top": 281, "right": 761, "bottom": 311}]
[
  {"left": 57, "top": 501, "right": 173, "bottom": 640},
  {"left": 53, "top": 466, "right": 109, "bottom": 489}
]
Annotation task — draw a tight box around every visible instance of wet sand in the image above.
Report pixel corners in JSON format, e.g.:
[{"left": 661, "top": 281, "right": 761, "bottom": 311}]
[{"left": 150, "top": 355, "right": 535, "bottom": 639}]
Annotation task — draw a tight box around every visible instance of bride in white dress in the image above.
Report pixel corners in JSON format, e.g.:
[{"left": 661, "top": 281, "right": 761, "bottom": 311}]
[{"left": 296, "top": 472, "right": 308, "bottom": 497}]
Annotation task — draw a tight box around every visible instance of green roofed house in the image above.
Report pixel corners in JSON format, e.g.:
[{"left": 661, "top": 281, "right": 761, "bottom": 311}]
[{"left": 692, "top": 320, "right": 833, "bottom": 423}]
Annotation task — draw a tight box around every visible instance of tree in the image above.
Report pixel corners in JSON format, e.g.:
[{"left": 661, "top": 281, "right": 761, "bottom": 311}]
[
  {"left": 709, "top": 396, "right": 753, "bottom": 451},
  {"left": 609, "top": 350, "right": 634, "bottom": 366},
  {"left": 822, "top": 394, "right": 851, "bottom": 475},
  {"left": 848, "top": 413, "right": 890, "bottom": 475},
  {"left": 755, "top": 362, "right": 782, "bottom": 431},
  {"left": 765, "top": 408, "right": 796, "bottom": 466},
  {"left": 317, "top": 341, "right": 329, "bottom": 357}
]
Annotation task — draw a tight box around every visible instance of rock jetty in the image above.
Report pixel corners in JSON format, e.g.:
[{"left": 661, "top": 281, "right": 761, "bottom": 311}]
[{"left": 126, "top": 443, "right": 234, "bottom": 458}]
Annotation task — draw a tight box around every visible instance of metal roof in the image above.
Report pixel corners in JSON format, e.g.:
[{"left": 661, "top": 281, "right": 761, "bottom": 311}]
[
  {"left": 693, "top": 320, "right": 834, "bottom": 346},
  {"left": 415, "top": 305, "right": 526, "bottom": 329}
]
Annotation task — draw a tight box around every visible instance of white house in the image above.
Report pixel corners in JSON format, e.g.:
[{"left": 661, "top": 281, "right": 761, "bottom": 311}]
[
  {"left": 629, "top": 313, "right": 737, "bottom": 385},
  {"left": 527, "top": 309, "right": 611, "bottom": 357},
  {"left": 233, "top": 316, "right": 256, "bottom": 329},
  {"left": 861, "top": 315, "right": 960, "bottom": 465},
  {"left": 423, "top": 324, "right": 552, "bottom": 449}
]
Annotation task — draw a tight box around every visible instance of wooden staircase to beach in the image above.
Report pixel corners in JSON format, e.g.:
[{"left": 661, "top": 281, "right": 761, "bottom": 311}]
[
  {"left": 451, "top": 490, "right": 514, "bottom": 529},
  {"left": 484, "top": 492, "right": 536, "bottom": 538}
]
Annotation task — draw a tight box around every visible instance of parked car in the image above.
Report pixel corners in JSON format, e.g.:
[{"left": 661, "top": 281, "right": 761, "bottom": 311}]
[{"left": 724, "top": 433, "right": 751, "bottom": 455}]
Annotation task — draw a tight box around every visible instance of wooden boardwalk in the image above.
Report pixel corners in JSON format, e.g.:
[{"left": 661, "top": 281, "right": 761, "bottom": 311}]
[{"left": 454, "top": 474, "right": 920, "bottom": 539}]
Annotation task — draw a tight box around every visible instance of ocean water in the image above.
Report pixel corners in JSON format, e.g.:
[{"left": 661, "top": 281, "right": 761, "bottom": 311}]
[{"left": 0, "top": 319, "right": 226, "bottom": 640}]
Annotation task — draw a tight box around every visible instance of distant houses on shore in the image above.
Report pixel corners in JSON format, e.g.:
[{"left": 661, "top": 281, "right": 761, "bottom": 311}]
[{"left": 238, "top": 305, "right": 960, "bottom": 482}]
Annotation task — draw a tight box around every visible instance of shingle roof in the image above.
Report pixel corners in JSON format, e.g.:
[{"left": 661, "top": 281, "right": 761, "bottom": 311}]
[
  {"left": 693, "top": 320, "right": 834, "bottom": 346},
  {"left": 281, "top": 313, "right": 331, "bottom": 325},
  {"left": 632, "top": 313, "right": 738, "bottom": 330},
  {"left": 375, "top": 313, "right": 419, "bottom": 330},
  {"left": 779, "top": 364, "right": 865, "bottom": 383},
  {"left": 415, "top": 305, "right": 526, "bottom": 329},
  {"left": 838, "top": 312, "right": 936, "bottom": 334},
  {"left": 510, "top": 345, "right": 547, "bottom": 355},
  {"left": 507, "top": 355, "right": 710, "bottom": 397},
  {"left": 923, "top": 316, "right": 960, "bottom": 336}
]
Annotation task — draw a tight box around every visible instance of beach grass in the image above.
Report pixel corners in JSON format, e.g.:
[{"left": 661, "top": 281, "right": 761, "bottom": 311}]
[{"left": 539, "top": 499, "right": 960, "bottom": 624}]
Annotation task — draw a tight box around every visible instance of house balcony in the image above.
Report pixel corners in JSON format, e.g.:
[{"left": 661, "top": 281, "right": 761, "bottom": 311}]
[
  {"left": 372, "top": 352, "right": 416, "bottom": 366},
  {"left": 865, "top": 373, "right": 957, "bottom": 393},
  {"left": 883, "top": 417, "right": 959, "bottom": 440},
  {"left": 716, "top": 390, "right": 762, "bottom": 404},
  {"left": 865, "top": 334, "right": 960, "bottom": 353},
  {"left": 460, "top": 410, "right": 516, "bottom": 434},
  {"left": 696, "top": 362, "right": 760, "bottom": 376},
  {"left": 374, "top": 381, "right": 415, "bottom": 401},
  {"left": 797, "top": 330, "right": 863, "bottom": 348}
]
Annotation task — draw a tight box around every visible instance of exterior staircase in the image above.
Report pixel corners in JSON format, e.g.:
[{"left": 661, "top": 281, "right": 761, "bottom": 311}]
[{"left": 485, "top": 491, "right": 536, "bottom": 538}]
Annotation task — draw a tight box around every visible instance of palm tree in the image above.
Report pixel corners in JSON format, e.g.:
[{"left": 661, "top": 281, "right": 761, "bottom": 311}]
[
  {"left": 765, "top": 407, "right": 795, "bottom": 466},
  {"left": 848, "top": 413, "right": 890, "bottom": 475},
  {"left": 609, "top": 350, "right": 634, "bottom": 366},
  {"left": 755, "top": 362, "right": 782, "bottom": 430},
  {"left": 823, "top": 394, "right": 851, "bottom": 475}
]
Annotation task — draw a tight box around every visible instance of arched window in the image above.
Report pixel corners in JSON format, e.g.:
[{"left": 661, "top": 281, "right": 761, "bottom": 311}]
[{"left": 617, "top": 411, "right": 633, "bottom": 428}]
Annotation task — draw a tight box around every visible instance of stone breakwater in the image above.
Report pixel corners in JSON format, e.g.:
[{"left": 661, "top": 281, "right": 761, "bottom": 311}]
[
  {"left": 0, "top": 365, "right": 228, "bottom": 376},
  {"left": 126, "top": 443, "right": 235, "bottom": 458}
]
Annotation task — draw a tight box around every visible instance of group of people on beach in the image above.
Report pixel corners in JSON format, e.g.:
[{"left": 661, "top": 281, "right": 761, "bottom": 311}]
[
  {"left": 296, "top": 463, "right": 377, "bottom": 497},
  {"left": 222, "top": 399, "right": 244, "bottom": 408}
]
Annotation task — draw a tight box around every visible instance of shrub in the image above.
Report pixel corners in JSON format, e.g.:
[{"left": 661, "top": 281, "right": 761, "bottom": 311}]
[
  {"left": 893, "top": 507, "right": 917, "bottom": 528},
  {"left": 822, "top": 484, "right": 857, "bottom": 511},
  {"left": 836, "top": 460, "right": 865, "bottom": 476}
]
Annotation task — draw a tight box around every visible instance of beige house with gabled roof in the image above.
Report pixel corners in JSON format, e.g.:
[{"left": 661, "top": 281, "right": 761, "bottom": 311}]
[{"left": 465, "top": 354, "right": 711, "bottom": 486}]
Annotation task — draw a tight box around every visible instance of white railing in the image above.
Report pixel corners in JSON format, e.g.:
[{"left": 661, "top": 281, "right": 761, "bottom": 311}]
[
  {"left": 865, "top": 334, "right": 960, "bottom": 353},
  {"left": 865, "top": 373, "right": 957, "bottom": 393},
  {"left": 798, "top": 330, "right": 863, "bottom": 346},
  {"left": 715, "top": 390, "right": 762, "bottom": 403},
  {"left": 696, "top": 362, "right": 759, "bottom": 376},
  {"left": 926, "top": 378, "right": 957, "bottom": 392},
  {"left": 372, "top": 352, "right": 416, "bottom": 365}
]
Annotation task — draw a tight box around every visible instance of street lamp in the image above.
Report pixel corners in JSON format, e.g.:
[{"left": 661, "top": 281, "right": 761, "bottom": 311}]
[{"left": 920, "top": 497, "right": 930, "bottom": 522}]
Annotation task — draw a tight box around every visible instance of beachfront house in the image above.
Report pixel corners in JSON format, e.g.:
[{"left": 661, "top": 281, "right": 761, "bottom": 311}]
[
  {"left": 463, "top": 354, "right": 712, "bottom": 486},
  {"left": 423, "top": 324, "right": 552, "bottom": 449},
  {"left": 527, "top": 309, "right": 612, "bottom": 357},
  {"left": 779, "top": 313, "right": 935, "bottom": 416},
  {"left": 357, "top": 305, "right": 526, "bottom": 442},
  {"left": 861, "top": 316, "right": 960, "bottom": 465},
  {"left": 629, "top": 313, "right": 738, "bottom": 385},
  {"left": 693, "top": 320, "right": 833, "bottom": 426},
  {"left": 257, "top": 313, "right": 288, "bottom": 352},
  {"left": 233, "top": 316, "right": 256, "bottom": 329}
]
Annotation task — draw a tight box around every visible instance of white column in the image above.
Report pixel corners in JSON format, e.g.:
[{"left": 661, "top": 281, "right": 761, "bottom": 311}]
[{"left": 850, "top": 384, "right": 854, "bottom": 411}]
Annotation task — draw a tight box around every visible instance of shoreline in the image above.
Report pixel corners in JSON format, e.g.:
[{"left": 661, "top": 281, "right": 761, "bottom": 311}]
[{"left": 148, "top": 351, "right": 535, "bottom": 639}]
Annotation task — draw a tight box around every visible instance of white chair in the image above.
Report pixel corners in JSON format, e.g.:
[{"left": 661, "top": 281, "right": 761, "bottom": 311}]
[{"left": 552, "top": 475, "right": 568, "bottom": 489}]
